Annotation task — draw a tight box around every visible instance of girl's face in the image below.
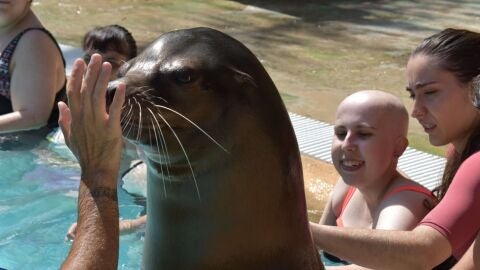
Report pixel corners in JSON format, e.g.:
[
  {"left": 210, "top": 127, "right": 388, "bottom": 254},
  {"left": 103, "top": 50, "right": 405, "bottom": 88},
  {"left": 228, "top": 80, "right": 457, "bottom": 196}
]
[
  {"left": 83, "top": 49, "right": 128, "bottom": 81},
  {"left": 331, "top": 101, "right": 399, "bottom": 189},
  {"left": 0, "top": 0, "right": 31, "bottom": 29},
  {"left": 406, "top": 54, "right": 479, "bottom": 151}
]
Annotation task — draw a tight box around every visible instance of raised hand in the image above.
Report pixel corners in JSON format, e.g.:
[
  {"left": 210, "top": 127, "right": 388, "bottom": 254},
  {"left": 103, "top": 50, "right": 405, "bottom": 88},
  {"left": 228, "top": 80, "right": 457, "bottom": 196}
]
[{"left": 58, "top": 54, "right": 126, "bottom": 185}]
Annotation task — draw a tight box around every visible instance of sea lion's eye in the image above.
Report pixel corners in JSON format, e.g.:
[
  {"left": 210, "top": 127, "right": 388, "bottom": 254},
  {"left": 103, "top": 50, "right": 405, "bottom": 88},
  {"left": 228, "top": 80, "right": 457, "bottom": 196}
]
[{"left": 173, "top": 69, "right": 195, "bottom": 84}]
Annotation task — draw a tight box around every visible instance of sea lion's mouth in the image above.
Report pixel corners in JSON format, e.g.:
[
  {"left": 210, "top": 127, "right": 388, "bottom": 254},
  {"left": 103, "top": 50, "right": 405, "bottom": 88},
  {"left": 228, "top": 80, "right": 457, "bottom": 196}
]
[{"left": 105, "top": 84, "right": 117, "bottom": 110}]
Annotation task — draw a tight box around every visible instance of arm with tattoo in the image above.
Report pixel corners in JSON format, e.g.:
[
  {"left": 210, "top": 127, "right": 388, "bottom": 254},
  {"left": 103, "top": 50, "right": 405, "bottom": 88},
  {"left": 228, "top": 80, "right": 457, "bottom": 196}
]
[{"left": 59, "top": 54, "right": 126, "bottom": 269}]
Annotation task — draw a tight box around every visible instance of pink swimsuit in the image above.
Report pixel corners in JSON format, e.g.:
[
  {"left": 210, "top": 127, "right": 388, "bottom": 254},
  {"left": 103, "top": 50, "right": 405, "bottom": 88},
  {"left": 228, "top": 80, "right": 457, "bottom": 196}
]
[{"left": 336, "top": 185, "right": 436, "bottom": 227}]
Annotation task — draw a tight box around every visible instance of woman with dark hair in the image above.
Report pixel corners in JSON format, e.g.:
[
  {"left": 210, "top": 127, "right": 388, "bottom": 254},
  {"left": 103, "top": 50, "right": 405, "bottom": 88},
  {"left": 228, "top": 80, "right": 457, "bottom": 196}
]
[
  {"left": 82, "top": 24, "right": 137, "bottom": 80},
  {"left": 310, "top": 28, "right": 480, "bottom": 269},
  {"left": 0, "top": 0, "right": 66, "bottom": 134}
]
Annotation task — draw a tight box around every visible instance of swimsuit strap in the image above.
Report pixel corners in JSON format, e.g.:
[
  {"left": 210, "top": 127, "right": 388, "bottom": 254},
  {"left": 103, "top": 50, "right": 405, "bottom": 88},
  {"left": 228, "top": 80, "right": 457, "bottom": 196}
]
[
  {"left": 1, "top": 27, "right": 65, "bottom": 72},
  {"left": 383, "top": 185, "right": 437, "bottom": 201},
  {"left": 17, "top": 27, "right": 66, "bottom": 67},
  {"left": 336, "top": 186, "right": 356, "bottom": 227},
  {"left": 0, "top": 27, "right": 66, "bottom": 99},
  {"left": 340, "top": 186, "right": 356, "bottom": 212},
  {"left": 336, "top": 185, "right": 437, "bottom": 227}
]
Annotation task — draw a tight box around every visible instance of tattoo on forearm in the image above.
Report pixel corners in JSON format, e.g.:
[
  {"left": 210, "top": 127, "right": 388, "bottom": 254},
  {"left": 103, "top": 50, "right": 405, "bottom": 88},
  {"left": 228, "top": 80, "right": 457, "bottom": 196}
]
[{"left": 90, "top": 187, "right": 118, "bottom": 201}]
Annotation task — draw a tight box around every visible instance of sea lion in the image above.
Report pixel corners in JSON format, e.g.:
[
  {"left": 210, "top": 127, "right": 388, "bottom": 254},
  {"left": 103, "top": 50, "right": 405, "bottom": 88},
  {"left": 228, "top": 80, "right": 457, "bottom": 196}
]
[{"left": 109, "top": 27, "right": 323, "bottom": 270}]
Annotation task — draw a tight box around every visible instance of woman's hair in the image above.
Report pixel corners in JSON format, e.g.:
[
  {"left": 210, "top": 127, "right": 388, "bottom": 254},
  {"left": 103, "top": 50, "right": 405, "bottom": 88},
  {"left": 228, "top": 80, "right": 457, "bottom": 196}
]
[
  {"left": 411, "top": 28, "right": 480, "bottom": 200},
  {"left": 82, "top": 24, "right": 137, "bottom": 60}
]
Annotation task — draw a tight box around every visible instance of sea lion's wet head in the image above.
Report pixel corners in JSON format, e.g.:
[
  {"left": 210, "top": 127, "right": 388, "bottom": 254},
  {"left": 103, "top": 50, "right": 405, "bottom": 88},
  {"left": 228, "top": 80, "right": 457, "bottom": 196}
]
[
  {"left": 108, "top": 27, "right": 273, "bottom": 150},
  {"left": 108, "top": 28, "right": 324, "bottom": 270}
]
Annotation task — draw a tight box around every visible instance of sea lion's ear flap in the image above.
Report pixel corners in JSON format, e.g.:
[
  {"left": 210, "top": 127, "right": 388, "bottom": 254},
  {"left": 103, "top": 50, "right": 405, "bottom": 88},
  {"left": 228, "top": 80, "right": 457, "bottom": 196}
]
[{"left": 228, "top": 66, "right": 258, "bottom": 89}]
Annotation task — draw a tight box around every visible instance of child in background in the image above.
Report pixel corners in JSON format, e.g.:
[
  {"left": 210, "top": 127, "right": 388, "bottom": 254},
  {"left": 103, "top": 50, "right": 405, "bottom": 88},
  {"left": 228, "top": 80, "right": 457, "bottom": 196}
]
[
  {"left": 82, "top": 24, "right": 137, "bottom": 80},
  {"left": 66, "top": 24, "right": 147, "bottom": 239},
  {"left": 318, "top": 90, "right": 437, "bottom": 268}
]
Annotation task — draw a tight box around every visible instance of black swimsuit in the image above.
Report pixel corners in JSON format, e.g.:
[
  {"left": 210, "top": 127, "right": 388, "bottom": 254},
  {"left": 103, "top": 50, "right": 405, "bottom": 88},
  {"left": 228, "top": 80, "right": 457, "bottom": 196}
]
[{"left": 0, "top": 27, "right": 66, "bottom": 128}]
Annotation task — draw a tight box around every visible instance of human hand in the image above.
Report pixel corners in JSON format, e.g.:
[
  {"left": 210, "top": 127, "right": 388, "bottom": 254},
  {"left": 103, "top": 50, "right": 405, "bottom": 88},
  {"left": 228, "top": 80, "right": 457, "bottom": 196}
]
[
  {"left": 65, "top": 222, "right": 78, "bottom": 241},
  {"left": 66, "top": 215, "right": 147, "bottom": 240},
  {"left": 119, "top": 215, "right": 147, "bottom": 233},
  {"left": 58, "top": 54, "right": 126, "bottom": 186}
]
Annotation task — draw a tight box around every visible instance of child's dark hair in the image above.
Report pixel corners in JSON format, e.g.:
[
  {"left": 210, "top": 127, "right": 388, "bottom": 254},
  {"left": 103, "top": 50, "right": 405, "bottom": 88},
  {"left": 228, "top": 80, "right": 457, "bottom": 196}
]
[{"left": 82, "top": 24, "right": 137, "bottom": 60}]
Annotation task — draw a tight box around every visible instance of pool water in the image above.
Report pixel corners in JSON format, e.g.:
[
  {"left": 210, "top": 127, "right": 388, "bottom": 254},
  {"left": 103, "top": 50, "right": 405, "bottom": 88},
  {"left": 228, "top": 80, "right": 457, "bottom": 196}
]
[
  {"left": 0, "top": 131, "right": 143, "bottom": 270},
  {"left": 0, "top": 130, "right": 343, "bottom": 269}
]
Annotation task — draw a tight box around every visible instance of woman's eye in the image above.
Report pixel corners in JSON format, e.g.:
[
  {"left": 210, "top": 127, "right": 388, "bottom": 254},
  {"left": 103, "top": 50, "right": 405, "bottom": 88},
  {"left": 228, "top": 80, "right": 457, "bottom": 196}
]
[
  {"left": 107, "top": 60, "right": 122, "bottom": 69},
  {"left": 334, "top": 131, "right": 347, "bottom": 139},
  {"left": 358, "top": 133, "right": 372, "bottom": 138}
]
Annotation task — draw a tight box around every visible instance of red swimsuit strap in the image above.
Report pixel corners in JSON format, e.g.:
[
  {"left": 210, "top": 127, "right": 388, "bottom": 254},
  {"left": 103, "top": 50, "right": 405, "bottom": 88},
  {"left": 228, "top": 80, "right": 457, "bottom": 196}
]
[
  {"left": 336, "top": 185, "right": 436, "bottom": 227},
  {"left": 336, "top": 186, "right": 356, "bottom": 227},
  {"left": 383, "top": 185, "right": 437, "bottom": 201}
]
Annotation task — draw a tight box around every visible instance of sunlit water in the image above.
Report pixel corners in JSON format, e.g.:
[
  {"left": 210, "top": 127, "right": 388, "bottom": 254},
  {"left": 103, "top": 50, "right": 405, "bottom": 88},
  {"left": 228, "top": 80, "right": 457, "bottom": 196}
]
[
  {"left": 0, "top": 130, "right": 143, "bottom": 270},
  {"left": 0, "top": 129, "right": 344, "bottom": 269}
]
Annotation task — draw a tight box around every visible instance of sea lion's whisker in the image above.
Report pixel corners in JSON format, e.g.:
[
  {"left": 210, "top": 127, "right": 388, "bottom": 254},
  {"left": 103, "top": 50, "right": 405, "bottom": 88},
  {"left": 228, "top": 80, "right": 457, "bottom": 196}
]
[
  {"left": 120, "top": 109, "right": 133, "bottom": 132},
  {"left": 124, "top": 109, "right": 137, "bottom": 139},
  {"left": 133, "top": 97, "right": 143, "bottom": 141},
  {"left": 147, "top": 107, "right": 201, "bottom": 201},
  {"left": 120, "top": 103, "right": 130, "bottom": 123},
  {"left": 121, "top": 114, "right": 132, "bottom": 132},
  {"left": 121, "top": 102, "right": 134, "bottom": 126},
  {"left": 147, "top": 107, "right": 172, "bottom": 175},
  {"left": 121, "top": 98, "right": 132, "bottom": 110},
  {"left": 137, "top": 86, "right": 157, "bottom": 94},
  {"left": 136, "top": 86, "right": 157, "bottom": 97},
  {"left": 144, "top": 95, "right": 169, "bottom": 103},
  {"left": 154, "top": 120, "right": 172, "bottom": 182},
  {"left": 149, "top": 117, "right": 168, "bottom": 198},
  {"left": 148, "top": 102, "right": 228, "bottom": 153}
]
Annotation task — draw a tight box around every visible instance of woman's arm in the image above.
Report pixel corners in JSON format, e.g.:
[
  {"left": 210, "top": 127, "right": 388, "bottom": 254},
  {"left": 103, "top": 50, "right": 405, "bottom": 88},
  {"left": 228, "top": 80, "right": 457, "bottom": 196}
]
[
  {"left": 66, "top": 215, "right": 148, "bottom": 240},
  {"left": 0, "top": 30, "right": 64, "bottom": 133},
  {"left": 310, "top": 223, "right": 451, "bottom": 270},
  {"left": 60, "top": 55, "right": 125, "bottom": 269},
  {"left": 452, "top": 231, "right": 480, "bottom": 269},
  {"left": 319, "top": 178, "right": 347, "bottom": 225},
  {"left": 375, "top": 190, "right": 434, "bottom": 230},
  {"left": 120, "top": 215, "right": 147, "bottom": 234},
  {"left": 314, "top": 185, "right": 445, "bottom": 269}
]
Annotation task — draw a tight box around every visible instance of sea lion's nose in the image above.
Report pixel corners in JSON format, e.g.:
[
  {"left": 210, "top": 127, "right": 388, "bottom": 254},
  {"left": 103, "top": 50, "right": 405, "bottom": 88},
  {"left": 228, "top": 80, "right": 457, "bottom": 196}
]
[{"left": 106, "top": 81, "right": 120, "bottom": 107}]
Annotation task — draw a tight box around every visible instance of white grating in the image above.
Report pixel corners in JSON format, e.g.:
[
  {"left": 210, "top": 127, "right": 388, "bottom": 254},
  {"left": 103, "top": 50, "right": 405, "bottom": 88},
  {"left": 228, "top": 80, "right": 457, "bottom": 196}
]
[{"left": 289, "top": 112, "right": 445, "bottom": 191}]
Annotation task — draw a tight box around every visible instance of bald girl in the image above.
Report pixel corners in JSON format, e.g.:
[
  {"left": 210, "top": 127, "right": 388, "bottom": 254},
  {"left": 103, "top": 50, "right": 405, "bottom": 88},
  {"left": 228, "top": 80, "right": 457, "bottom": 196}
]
[{"left": 313, "top": 90, "right": 437, "bottom": 267}]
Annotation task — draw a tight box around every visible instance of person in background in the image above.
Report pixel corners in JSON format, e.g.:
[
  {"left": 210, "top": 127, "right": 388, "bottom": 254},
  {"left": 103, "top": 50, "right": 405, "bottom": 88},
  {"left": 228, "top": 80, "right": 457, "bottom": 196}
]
[
  {"left": 65, "top": 24, "right": 146, "bottom": 240},
  {"left": 310, "top": 28, "right": 480, "bottom": 269},
  {"left": 319, "top": 90, "right": 437, "bottom": 267},
  {"left": 82, "top": 24, "right": 137, "bottom": 80},
  {"left": 0, "top": 0, "right": 66, "bottom": 134}
]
